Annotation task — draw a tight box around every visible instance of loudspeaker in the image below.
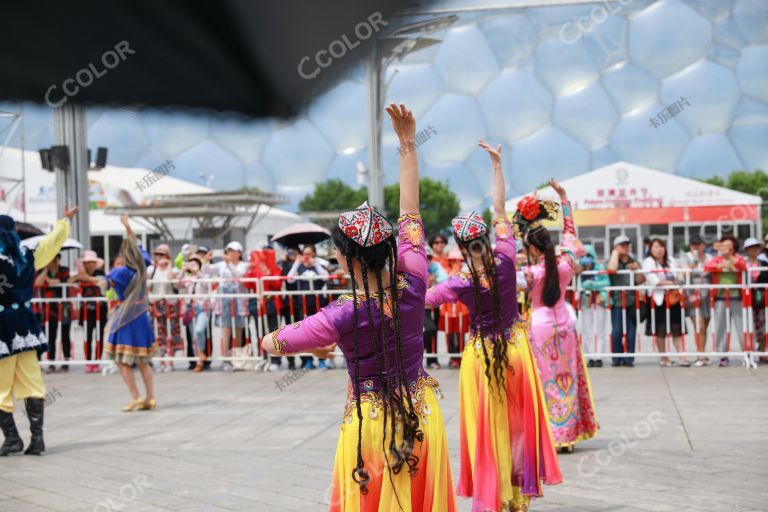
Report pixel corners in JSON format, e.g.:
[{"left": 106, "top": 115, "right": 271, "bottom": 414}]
[
  {"left": 39, "top": 149, "right": 53, "bottom": 171},
  {"left": 50, "top": 145, "right": 70, "bottom": 169},
  {"left": 95, "top": 147, "right": 108, "bottom": 169}
]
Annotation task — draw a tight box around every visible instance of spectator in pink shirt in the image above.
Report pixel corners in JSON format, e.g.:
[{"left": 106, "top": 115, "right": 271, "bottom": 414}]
[{"left": 704, "top": 235, "right": 746, "bottom": 366}]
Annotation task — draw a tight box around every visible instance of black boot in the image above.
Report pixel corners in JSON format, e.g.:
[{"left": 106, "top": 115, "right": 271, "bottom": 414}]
[
  {"left": 23, "top": 398, "right": 45, "bottom": 455},
  {"left": 0, "top": 410, "right": 24, "bottom": 456}
]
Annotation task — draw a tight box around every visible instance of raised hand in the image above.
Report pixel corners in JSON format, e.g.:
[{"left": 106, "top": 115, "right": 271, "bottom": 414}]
[
  {"left": 119, "top": 214, "right": 130, "bottom": 229},
  {"left": 549, "top": 178, "right": 567, "bottom": 201},
  {"left": 385, "top": 103, "right": 416, "bottom": 143},
  {"left": 478, "top": 139, "right": 502, "bottom": 168},
  {"left": 63, "top": 205, "right": 78, "bottom": 220}
]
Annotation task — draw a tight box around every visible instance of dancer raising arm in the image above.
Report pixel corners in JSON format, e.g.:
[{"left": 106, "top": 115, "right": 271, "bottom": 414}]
[
  {"left": 0, "top": 206, "right": 78, "bottom": 456},
  {"left": 262, "top": 103, "right": 457, "bottom": 512},
  {"left": 105, "top": 214, "right": 158, "bottom": 412},
  {"left": 425, "top": 141, "right": 561, "bottom": 512},
  {"left": 518, "top": 179, "right": 598, "bottom": 453}
]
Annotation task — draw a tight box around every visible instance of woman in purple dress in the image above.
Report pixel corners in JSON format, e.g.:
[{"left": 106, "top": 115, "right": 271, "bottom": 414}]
[
  {"left": 261, "top": 104, "right": 456, "bottom": 512},
  {"left": 425, "top": 142, "right": 561, "bottom": 512}
]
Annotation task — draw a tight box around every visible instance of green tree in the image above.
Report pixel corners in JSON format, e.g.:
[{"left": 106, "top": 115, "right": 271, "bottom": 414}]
[
  {"left": 383, "top": 177, "right": 461, "bottom": 236},
  {"left": 482, "top": 207, "right": 493, "bottom": 227},
  {"left": 298, "top": 179, "right": 368, "bottom": 213},
  {"left": 700, "top": 170, "right": 768, "bottom": 233}
]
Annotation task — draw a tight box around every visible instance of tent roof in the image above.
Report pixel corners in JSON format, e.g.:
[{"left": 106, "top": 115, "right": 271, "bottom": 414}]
[
  {"left": 506, "top": 161, "right": 762, "bottom": 211},
  {"left": 89, "top": 166, "right": 213, "bottom": 201}
]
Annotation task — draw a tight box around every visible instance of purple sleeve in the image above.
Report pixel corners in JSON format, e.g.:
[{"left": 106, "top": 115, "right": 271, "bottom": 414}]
[
  {"left": 493, "top": 218, "right": 516, "bottom": 261},
  {"left": 425, "top": 280, "right": 459, "bottom": 308},
  {"left": 271, "top": 309, "right": 339, "bottom": 354},
  {"left": 397, "top": 213, "right": 428, "bottom": 284}
]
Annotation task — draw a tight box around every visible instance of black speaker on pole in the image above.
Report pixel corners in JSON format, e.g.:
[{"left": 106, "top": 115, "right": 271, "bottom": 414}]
[
  {"left": 95, "top": 147, "right": 108, "bottom": 169},
  {"left": 49, "top": 145, "right": 70, "bottom": 170},
  {"left": 39, "top": 149, "right": 53, "bottom": 171}
]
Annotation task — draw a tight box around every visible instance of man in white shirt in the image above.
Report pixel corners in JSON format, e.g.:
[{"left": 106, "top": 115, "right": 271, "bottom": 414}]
[{"left": 204, "top": 241, "right": 248, "bottom": 371}]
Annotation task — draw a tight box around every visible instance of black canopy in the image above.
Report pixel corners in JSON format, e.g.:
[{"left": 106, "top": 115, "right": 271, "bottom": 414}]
[{"left": 0, "top": 0, "right": 422, "bottom": 117}]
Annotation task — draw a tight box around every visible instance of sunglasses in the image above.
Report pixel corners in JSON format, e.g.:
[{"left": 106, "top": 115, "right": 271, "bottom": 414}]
[{"left": 433, "top": 240, "right": 447, "bottom": 245}]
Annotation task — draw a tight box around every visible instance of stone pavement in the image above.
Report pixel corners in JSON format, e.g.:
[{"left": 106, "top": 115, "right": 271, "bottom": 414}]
[{"left": 1, "top": 363, "right": 766, "bottom": 512}]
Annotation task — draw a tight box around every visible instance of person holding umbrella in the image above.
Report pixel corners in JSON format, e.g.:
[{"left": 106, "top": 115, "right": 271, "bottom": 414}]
[
  {"left": 287, "top": 244, "right": 329, "bottom": 369},
  {"left": 0, "top": 206, "right": 78, "bottom": 456}
]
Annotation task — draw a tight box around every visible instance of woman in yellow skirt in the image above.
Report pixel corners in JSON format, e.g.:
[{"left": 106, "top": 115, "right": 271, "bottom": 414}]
[
  {"left": 425, "top": 141, "right": 561, "bottom": 512},
  {"left": 262, "top": 103, "right": 456, "bottom": 512}
]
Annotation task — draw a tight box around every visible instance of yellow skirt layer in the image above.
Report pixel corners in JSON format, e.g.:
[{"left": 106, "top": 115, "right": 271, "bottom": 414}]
[
  {"left": 457, "top": 323, "right": 562, "bottom": 512},
  {"left": 329, "top": 377, "right": 457, "bottom": 512}
]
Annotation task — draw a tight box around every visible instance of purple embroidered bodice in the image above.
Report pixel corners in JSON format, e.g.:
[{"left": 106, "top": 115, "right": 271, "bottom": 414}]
[
  {"left": 425, "top": 218, "right": 519, "bottom": 335},
  {"left": 271, "top": 213, "right": 430, "bottom": 396}
]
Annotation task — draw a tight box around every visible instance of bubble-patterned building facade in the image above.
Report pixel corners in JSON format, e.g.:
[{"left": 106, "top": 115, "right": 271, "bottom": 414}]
[{"left": 3, "top": 0, "right": 767, "bottom": 212}]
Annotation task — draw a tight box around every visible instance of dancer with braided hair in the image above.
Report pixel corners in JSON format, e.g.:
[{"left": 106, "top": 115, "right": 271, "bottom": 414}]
[
  {"left": 425, "top": 141, "right": 561, "bottom": 512},
  {"left": 262, "top": 103, "right": 456, "bottom": 512},
  {"left": 516, "top": 179, "right": 598, "bottom": 453}
]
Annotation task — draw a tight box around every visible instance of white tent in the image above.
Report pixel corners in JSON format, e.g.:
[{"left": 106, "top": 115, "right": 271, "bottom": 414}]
[
  {"left": 505, "top": 161, "right": 762, "bottom": 258},
  {"left": 0, "top": 147, "right": 302, "bottom": 250},
  {"left": 506, "top": 161, "right": 761, "bottom": 213}
]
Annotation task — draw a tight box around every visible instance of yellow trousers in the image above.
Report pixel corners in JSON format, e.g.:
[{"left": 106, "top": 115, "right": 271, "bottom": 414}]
[{"left": 0, "top": 351, "right": 46, "bottom": 413}]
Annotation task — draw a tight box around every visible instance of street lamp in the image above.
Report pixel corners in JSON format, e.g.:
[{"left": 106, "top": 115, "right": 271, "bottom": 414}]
[{"left": 365, "top": 15, "right": 457, "bottom": 210}]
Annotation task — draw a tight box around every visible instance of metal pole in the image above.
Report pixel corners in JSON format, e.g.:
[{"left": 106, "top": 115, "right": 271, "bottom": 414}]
[
  {"left": 366, "top": 44, "right": 384, "bottom": 210},
  {"left": 53, "top": 104, "right": 90, "bottom": 250}
]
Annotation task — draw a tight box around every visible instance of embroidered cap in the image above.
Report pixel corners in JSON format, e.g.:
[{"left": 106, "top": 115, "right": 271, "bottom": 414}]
[
  {"left": 338, "top": 201, "right": 393, "bottom": 248},
  {"left": 452, "top": 210, "right": 487, "bottom": 242}
]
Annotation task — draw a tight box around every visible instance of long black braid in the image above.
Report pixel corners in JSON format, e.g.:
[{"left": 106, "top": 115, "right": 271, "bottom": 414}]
[
  {"left": 347, "top": 252, "right": 369, "bottom": 493},
  {"left": 457, "top": 234, "right": 508, "bottom": 396},
  {"left": 386, "top": 248, "right": 423, "bottom": 475},
  {"left": 331, "top": 226, "right": 423, "bottom": 502}
]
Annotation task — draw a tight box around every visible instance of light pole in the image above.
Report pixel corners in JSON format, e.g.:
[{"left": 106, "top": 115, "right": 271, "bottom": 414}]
[
  {"left": 365, "top": 15, "right": 456, "bottom": 211},
  {"left": 53, "top": 104, "right": 90, "bottom": 250}
]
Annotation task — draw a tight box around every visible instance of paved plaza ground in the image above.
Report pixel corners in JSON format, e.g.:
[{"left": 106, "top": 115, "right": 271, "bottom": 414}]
[{"left": 1, "top": 362, "right": 766, "bottom": 512}]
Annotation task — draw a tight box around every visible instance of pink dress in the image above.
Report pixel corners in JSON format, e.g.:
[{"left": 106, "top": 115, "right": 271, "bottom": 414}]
[{"left": 525, "top": 202, "right": 598, "bottom": 448}]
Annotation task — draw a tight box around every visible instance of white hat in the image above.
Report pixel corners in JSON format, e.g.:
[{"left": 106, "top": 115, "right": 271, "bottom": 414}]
[
  {"left": 743, "top": 237, "right": 761, "bottom": 249},
  {"left": 613, "top": 235, "right": 631, "bottom": 247},
  {"left": 225, "top": 241, "right": 243, "bottom": 253}
]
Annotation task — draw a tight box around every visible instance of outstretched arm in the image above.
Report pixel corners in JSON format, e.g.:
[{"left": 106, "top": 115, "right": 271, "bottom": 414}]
[
  {"left": 479, "top": 140, "right": 517, "bottom": 261},
  {"left": 550, "top": 178, "right": 585, "bottom": 262},
  {"left": 34, "top": 206, "right": 77, "bottom": 270},
  {"left": 120, "top": 214, "right": 135, "bottom": 240},
  {"left": 261, "top": 309, "right": 339, "bottom": 357},
  {"left": 549, "top": 178, "right": 574, "bottom": 236},
  {"left": 425, "top": 280, "right": 459, "bottom": 308},
  {"left": 386, "top": 103, "right": 418, "bottom": 216},
  {"left": 478, "top": 140, "right": 505, "bottom": 219}
]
